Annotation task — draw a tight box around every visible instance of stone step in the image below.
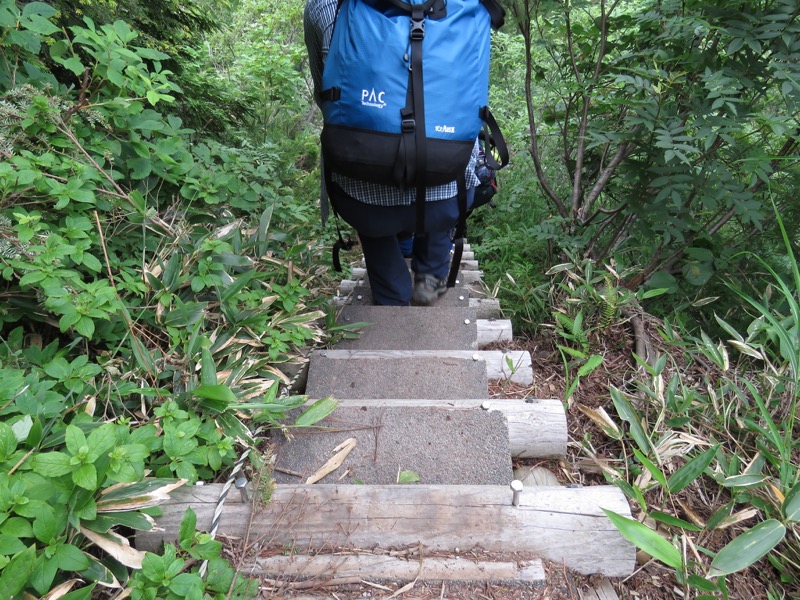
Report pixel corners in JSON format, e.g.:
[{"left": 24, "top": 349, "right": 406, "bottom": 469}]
[
  {"left": 306, "top": 352, "right": 488, "bottom": 399},
  {"left": 336, "top": 280, "right": 500, "bottom": 314},
  {"left": 139, "top": 483, "right": 636, "bottom": 578},
  {"left": 340, "top": 268, "right": 486, "bottom": 297},
  {"left": 334, "top": 305, "right": 511, "bottom": 350},
  {"left": 329, "top": 397, "right": 568, "bottom": 459},
  {"left": 335, "top": 305, "right": 479, "bottom": 350},
  {"left": 346, "top": 284, "right": 470, "bottom": 307},
  {"left": 310, "top": 349, "right": 533, "bottom": 385},
  {"left": 271, "top": 405, "right": 513, "bottom": 485}
]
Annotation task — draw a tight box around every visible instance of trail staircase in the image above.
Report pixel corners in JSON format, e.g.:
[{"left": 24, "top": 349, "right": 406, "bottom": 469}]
[{"left": 139, "top": 245, "right": 635, "bottom": 592}]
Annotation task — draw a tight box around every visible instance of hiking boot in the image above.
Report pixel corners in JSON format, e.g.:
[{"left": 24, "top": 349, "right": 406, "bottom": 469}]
[{"left": 412, "top": 273, "right": 447, "bottom": 306}]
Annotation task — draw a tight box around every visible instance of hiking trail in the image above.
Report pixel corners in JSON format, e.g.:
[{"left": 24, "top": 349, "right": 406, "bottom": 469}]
[{"left": 139, "top": 244, "right": 635, "bottom": 596}]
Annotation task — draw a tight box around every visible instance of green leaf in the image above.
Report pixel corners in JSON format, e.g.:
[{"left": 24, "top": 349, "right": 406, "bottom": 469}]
[
  {"left": 23, "top": 13, "right": 59, "bottom": 35},
  {"left": 54, "top": 544, "right": 90, "bottom": 571},
  {"left": 23, "top": 2, "right": 57, "bottom": 18},
  {"left": 31, "top": 451, "right": 72, "bottom": 477},
  {"left": 632, "top": 448, "right": 668, "bottom": 490},
  {"left": 65, "top": 424, "right": 87, "bottom": 455},
  {"left": 61, "top": 584, "right": 96, "bottom": 600},
  {"left": 667, "top": 445, "right": 717, "bottom": 494},
  {"left": 82, "top": 511, "right": 154, "bottom": 533},
  {"left": 649, "top": 510, "right": 702, "bottom": 532},
  {"left": 398, "top": 470, "right": 420, "bottom": 483},
  {"left": 73, "top": 463, "right": 98, "bottom": 490},
  {"left": 62, "top": 56, "right": 85, "bottom": 76},
  {"left": 87, "top": 423, "right": 118, "bottom": 457},
  {"left": 32, "top": 510, "right": 57, "bottom": 543},
  {"left": 294, "top": 397, "right": 337, "bottom": 428},
  {"left": 784, "top": 481, "right": 800, "bottom": 522},
  {"left": 192, "top": 384, "right": 237, "bottom": 404},
  {"left": 687, "top": 575, "right": 720, "bottom": 593},
  {"left": 708, "top": 519, "right": 786, "bottom": 577},
  {"left": 0, "top": 534, "right": 27, "bottom": 555},
  {"left": 171, "top": 572, "right": 203, "bottom": 598},
  {"left": 603, "top": 509, "right": 682, "bottom": 569},
  {"left": 128, "top": 157, "right": 152, "bottom": 179},
  {"left": 1, "top": 517, "right": 33, "bottom": 538},
  {"left": 577, "top": 354, "right": 603, "bottom": 377},
  {"left": 610, "top": 387, "right": 652, "bottom": 454},
  {"left": 683, "top": 261, "right": 714, "bottom": 286},
  {"left": 0, "top": 545, "right": 37, "bottom": 598},
  {"left": 179, "top": 508, "right": 197, "bottom": 545}
]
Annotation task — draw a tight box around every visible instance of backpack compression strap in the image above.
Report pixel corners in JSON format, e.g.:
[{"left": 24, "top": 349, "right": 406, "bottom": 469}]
[
  {"left": 447, "top": 177, "right": 469, "bottom": 288},
  {"left": 480, "top": 106, "right": 510, "bottom": 170},
  {"left": 323, "top": 164, "right": 356, "bottom": 272}
]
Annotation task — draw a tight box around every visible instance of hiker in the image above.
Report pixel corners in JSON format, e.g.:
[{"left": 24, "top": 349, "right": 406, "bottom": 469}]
[{"left": 303, "top": 0, "right": 481, "bottom": 307}]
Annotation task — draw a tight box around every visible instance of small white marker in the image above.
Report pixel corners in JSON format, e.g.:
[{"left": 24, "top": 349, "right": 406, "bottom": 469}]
[{"left": 511, "top": 480, "right": 523, "bottom": 507}]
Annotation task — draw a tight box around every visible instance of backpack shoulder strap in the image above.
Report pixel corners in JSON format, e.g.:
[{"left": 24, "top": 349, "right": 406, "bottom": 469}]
[{"left": 481, "top": 0, "right": 505, "bottom": 30}]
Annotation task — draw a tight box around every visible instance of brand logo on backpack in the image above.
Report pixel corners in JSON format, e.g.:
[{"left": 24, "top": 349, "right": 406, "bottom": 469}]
[
  {"left": 435, "top": 125, "right": 455, "bottom": 134},
  {"left": 361, "top": 88, "right": 386, "bottom": 109}
]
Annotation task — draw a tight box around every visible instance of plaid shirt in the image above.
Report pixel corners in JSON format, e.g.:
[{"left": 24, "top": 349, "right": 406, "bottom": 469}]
[{"left": 304, "top": 0, "right": 480, "bottom": 206}]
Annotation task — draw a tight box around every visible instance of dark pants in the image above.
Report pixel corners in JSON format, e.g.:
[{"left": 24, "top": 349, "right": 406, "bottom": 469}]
[{"left": 329, "top": 184, "right": 473, "bottom": 306}]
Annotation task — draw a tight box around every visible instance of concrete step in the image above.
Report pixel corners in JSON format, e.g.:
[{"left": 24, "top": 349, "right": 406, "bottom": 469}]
[
  {"left": 309, "top": 349, "right": 533, "bottom": 386},
  {"left": 335, "top": 305, "right": 480, "bottom": 350},
  {"left": 306, "top": 351, "right": 488, "bottom": 399},
  {"left": 346, "top": 284, "right": 471, "bottom": 307},
  {"left": 329, "top": 397, "right": 568, "bottom": 459},
  {"left": 272, "top": 405, "right": 513, "bottom": 485}
]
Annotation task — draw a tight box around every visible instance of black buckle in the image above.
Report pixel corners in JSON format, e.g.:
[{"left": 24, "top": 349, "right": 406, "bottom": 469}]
[
  {"left": 410, "top": 18, "right": 425, "bottom": 40},
  {"left": 401, "top": 118, "right": 415, "bottom": 132}
]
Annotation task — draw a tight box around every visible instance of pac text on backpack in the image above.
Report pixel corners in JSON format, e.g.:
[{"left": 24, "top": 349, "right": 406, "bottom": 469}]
[{"left": 321, "top": 0, "right": 509, "bottom": 283}]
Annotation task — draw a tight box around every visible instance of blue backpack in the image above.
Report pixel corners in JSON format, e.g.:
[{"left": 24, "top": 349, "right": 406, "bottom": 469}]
[{"left": 321, "top": 0, "right": 508, "bottom": 284}]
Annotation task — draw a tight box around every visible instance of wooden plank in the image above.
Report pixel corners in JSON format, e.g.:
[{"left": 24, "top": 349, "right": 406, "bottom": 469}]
[
  {"left": 470, "top": 297, "right": 502, "bottom": 319},
  {"left": 248, "top": 553, "right": 546, "bottom": 583},
  {"left": 138, "top": 484, "right": 635, "bottom": 577},
  {"left": 459, "top": 259, "right": 479, "bottom": 271},
  {"left": 458, "top": 270, "right": 483, "bottom": 284},
  {"left": 477, "top": 319, "right": 513, "bottom": 347},
  {"left": 331, "top": 397, "right": 567, "bottom": 458},
  {"left": 338, "top": 279, "right": 358, "bottom": 295},
  {"left": 314, "top": 349, "right": 532, "bottom": 385},
  {"left": 585, "top": 576, "right": 620, "bottom": 600}
]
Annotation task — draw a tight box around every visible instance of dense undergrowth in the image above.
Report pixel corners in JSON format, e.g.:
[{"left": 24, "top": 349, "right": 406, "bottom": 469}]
[{"left": 0, "top": 2, "right": 335, "bottom": 597}]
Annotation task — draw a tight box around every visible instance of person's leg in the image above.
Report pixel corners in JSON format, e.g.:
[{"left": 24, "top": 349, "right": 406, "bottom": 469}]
[
  {"left": 409, "top": 194, "right": 467, "bottom": 305},
  {"left": 329, "top": 185, "right": 412, "bottom": 305},
  {"left": 358, "top": 233, "right": 411, "bottom": 305},
  {"left": 411, "top": 232, "right": 452, "bottom": 280}
]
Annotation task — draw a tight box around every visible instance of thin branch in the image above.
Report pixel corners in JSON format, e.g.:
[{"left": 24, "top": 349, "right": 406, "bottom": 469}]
[
  {"left": 579, "top": 139, "right": 638, "bottom": 221},
  {"left": 518, "top": 0, "right": 567, "bottom": 216}
]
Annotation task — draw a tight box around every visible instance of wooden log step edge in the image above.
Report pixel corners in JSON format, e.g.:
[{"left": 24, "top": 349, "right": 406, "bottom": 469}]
[
  {"left": 247, "top": 553, "right": 545, "bottom": 585},
  {"left": 332, "top": 398, "right": 567, "bottom": 459},
  {"left": 137, "top": 484, "right": 636, "bottom": 578}
]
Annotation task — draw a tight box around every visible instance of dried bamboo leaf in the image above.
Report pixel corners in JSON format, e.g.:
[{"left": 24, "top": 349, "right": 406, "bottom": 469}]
[
  {"left": 80, "top": 527, "right": 146, "bottom": 568},
  {"left": 306, "top": 438, "right": 357, "bottom": 484}
]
